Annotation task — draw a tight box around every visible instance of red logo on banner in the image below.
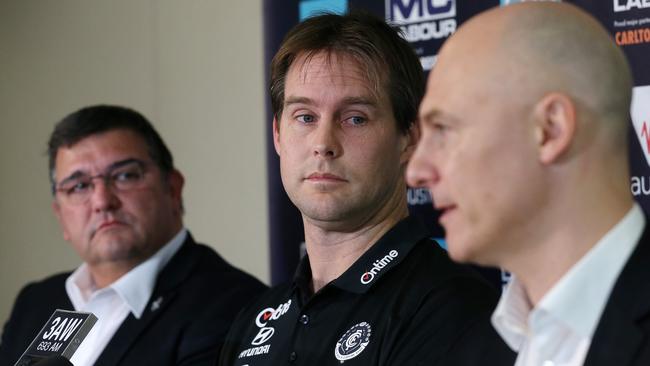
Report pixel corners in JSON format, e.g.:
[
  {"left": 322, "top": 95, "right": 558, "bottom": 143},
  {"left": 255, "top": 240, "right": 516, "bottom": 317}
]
[{"left": 641, "top": 121, "right": 650, "bottom": 154}]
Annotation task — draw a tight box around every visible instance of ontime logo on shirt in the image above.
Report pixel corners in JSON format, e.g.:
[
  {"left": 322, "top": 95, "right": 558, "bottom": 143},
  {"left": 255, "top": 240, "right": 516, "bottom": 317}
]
[{"left": 360, "top": 250, "right": 399, "bottom": 285}]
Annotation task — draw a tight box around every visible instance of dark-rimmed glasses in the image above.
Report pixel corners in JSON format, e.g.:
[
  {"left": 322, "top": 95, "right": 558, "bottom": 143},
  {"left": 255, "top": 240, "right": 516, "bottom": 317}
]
[{"left": 53, "top": 159, "right": 150, "bottom": 205}]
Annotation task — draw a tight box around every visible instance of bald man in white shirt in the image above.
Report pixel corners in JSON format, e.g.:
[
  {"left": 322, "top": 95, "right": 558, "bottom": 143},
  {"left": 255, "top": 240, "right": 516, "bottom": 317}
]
[{"left": 407, "top": 3, "right": 650, "bottom": 366}]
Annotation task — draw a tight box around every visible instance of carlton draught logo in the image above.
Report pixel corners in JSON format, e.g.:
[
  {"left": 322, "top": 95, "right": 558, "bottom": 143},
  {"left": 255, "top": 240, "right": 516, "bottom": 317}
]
[
  {"left": 386, "top": 0, "right": 457, "bottom": 42},
  {"left": 630, "top": 86, "right": 650, "bottom": 196},
  {"left": 360, "top": 250, "right": 399, "bottom": 285},
  {"left": 614, "top": 0, "right": 650, "bottom": 12}
]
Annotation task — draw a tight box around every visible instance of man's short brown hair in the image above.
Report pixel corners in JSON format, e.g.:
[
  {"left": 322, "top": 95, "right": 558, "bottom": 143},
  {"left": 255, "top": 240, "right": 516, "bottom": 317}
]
[{"left": 270, "top": 12, "right": 424, "bottom": 134}]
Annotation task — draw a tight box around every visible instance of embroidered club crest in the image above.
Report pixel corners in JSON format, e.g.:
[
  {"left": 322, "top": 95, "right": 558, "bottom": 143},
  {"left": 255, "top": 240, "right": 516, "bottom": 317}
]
[{"left": 334, "top": 322, "right": 372, "bottom": 363}]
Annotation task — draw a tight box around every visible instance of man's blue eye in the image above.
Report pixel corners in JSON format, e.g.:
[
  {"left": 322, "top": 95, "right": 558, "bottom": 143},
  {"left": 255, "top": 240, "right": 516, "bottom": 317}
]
[
  {"left": 297, "top": 115, "right": 315, "bottom": 123},
  {"left": 346, "top": 116, "right": 366, "bottom": 125}
]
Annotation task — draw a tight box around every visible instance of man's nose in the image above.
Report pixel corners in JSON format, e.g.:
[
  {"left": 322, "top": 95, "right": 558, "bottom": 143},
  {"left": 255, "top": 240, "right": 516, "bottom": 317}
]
[
  {"left": 312, "top": 120, "right": 341, "bottom": 159},
  {"left": 89, "top": 177, "right": 120, "bottom": 212},
  {"left": 406, "top": 143, "right": 440, "bottom": 189}
]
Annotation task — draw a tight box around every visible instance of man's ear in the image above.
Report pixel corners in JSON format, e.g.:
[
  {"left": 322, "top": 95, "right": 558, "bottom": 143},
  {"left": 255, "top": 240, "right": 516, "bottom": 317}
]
[
  {"left": 273, "top": 117, "right": 281, "bottom": 156},
  {"left": 167, "top": 169, "right": 185, "bottom": 211},
  {"left": 532, "top": 92, "right": 577, "bottom": 164},
  {"left": 400, "top": 122, "right": 421, "bottom": 164},
  {"left": 51, "top": 200, "right": 70, "bottom": 241}
]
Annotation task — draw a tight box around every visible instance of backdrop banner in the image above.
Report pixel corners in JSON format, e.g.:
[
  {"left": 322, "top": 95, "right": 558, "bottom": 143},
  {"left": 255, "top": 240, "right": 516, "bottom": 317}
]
[{"left": 264, "top": 0, "right": 650, "bottom": 287}]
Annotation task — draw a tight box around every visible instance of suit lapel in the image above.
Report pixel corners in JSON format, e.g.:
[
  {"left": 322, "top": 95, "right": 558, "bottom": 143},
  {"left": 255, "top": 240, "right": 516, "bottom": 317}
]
[
  {"left": 94, "top": 234, "right": 200, "bottom": 366},
  {"left": 584, "top": 225, "right": 650, "bottom": 366}
]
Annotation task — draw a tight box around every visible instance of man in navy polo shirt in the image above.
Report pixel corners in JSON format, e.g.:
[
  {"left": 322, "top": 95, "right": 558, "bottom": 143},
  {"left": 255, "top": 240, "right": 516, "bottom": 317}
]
[{"left": 219, "top": 12, "right": 514, "bottom": 366}]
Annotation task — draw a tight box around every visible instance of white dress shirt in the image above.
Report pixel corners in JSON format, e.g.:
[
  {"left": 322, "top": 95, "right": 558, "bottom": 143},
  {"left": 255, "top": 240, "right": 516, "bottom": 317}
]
[
  {"left": 65, "top": 229, "right": 187, "bottom": 366},
  {"left": 492, "top": 204, "right": 645, "bottom": 366}
]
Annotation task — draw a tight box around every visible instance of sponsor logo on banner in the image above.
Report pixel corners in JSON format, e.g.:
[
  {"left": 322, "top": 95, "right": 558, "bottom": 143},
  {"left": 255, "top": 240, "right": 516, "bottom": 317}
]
[
  {"left": 500, "top": 0, "right": 559, "bottom": 5},
  {"left": 360, "top": 250, "right": 399, "bottom": 284},
  {"left": 630, "top": 85, "right": 650, "bottom": 196},
  {"left": 614, "top": 0, "right": 650, "bottom": 13},
  {"left": 612, "top": 0, "right": 650, "bottom": 46},
  {"left": 334, "top": 322, "right": 372, "bottom": 363},
  {"left": 386, "top": 0, "right": 457, "bottom": 70},
  {"left": 407, "top": 187, "right": 433, "bottom": 205},
  {"left": 238, "top": 299, "right": 292, "bottom": 360}
]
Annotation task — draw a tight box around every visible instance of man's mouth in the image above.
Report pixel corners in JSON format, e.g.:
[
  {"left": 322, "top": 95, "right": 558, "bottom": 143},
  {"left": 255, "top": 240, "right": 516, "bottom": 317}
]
[{"left": 305, "top": 172, "right": 347, "bottom": 182}]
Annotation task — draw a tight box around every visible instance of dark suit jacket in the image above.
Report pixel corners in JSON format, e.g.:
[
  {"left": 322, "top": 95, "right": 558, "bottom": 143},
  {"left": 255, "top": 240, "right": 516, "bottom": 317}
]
[
  {"left": 0, "top": 234, "right": 267, "bottom": 366},
  {"left": 584, "top": 225, "right": 650, "bottom": 366}
]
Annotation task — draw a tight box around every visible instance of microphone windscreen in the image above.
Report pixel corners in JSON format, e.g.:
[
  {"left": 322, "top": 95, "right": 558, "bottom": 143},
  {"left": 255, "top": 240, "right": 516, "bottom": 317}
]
[
  {"left": 32, "top": 356, "right": 73, "bottom": 366},
  {"left": 13, "top": 309, "right": 97, "bottom": 366}
]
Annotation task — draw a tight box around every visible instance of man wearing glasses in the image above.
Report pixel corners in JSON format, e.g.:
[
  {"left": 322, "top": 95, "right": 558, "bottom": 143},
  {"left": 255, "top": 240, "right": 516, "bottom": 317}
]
[{"left": 0, "top": 105, "right": 266, "bottom": 366}]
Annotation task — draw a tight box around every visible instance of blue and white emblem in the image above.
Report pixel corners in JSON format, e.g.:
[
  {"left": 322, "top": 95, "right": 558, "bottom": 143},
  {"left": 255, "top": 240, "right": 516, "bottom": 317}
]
[{"left": 334, "top": 322, "right": 372, "bottom": 363}]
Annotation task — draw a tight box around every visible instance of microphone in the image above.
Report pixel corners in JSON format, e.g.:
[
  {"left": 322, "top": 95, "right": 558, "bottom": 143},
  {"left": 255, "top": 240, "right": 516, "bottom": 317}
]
[
  {"left": 32, "top": 356, "right": 73, "bottom": 366},
  {"left": 13, "top": 309, "right": 97, "bottom": 366}
]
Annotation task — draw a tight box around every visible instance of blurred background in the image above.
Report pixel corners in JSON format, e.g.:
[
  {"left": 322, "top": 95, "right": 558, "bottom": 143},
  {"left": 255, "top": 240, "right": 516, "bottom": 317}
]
[{"left": 0, "top": 0, "right": 269, "bottom": 323}]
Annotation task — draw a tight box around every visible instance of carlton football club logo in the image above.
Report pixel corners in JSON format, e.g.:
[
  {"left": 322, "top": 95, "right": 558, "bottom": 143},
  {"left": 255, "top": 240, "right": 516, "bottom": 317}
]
[{"left": 334, "top": 322, "right": 372, "bottom": 363}]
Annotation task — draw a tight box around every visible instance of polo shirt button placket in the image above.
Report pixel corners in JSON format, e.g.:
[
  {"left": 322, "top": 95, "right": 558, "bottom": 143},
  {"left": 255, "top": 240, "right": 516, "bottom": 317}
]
[{"left": 299, "top": 314, "right": 309, "bottom": 325}]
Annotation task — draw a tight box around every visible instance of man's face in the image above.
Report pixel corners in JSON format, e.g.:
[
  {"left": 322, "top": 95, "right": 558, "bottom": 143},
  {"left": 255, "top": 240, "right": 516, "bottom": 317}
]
[
  {"left": 52, "top": 129, "right": 184, "bottom": 269},
  {"left": 275, "top": 52, "right": 414, "bottom": 230},
  {"left": 406, "top": 40, "right": 544, "bottom": 266}
]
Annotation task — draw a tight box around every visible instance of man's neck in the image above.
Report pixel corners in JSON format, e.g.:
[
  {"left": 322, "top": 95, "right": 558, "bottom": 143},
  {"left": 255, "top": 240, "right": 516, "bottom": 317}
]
[
  {"left": 304, "top": 209, "right": 408, "bottom": 294},
  {"left": 511, "top": 197, "right": 635, "bottom": 305},
  {"left": 88, "top": 260, "right": 140, "bottom": 289}
]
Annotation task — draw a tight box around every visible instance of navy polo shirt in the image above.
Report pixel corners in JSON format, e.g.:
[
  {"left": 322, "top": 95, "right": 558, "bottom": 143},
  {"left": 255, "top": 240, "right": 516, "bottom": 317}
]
[{"left": 219, "top": 216, "right": 515, "bottom": 365}]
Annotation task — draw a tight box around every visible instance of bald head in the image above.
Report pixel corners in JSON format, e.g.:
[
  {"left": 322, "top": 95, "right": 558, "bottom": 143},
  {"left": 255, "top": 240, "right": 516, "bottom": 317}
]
[
  {"left": 407, "top": 2, "right": 635, "bottom": 268},
  {"left": 437, "top": 2, "right": 632, "bottom": 146}
]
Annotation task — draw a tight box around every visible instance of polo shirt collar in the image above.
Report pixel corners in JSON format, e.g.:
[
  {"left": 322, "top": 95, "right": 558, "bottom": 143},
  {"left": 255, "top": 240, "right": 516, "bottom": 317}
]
[{"left": 293, "top": 216, "right": 430, "bottom": 297}]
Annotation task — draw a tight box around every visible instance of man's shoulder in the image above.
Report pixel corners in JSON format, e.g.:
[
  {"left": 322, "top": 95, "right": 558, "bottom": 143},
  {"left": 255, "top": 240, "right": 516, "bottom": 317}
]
[
  {"left": 396, "top": 238, "right": 498, "bottom": 299},
  {"left": 229, "top": 282, "right": 292, "bottom": 317},
  {"left": 14, "top": 271, "right": 72, "bottom": 301},
  {"left": 173, "top": 240, "right": 266, "bottom": 292},
  {"left": 222, "top": 282, "right": 293, "bottom": 334},
  {"left": 0, "top": 272, "right": 75, "bottom": 365},
  {"left": 584, "top": 224, "right": 650, "bottom": 365},
  {"left": 155, "top": 239, "right": 268, "bottom": 323}
]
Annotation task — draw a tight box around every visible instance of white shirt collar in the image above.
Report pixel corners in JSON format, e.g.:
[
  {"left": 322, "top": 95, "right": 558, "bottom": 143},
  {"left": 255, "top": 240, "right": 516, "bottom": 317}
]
[
  {"left": 492, "top": 203, "right": 645, "bottom": 351},
  {"left": 66, "top": 228, "right": 187, "bottom": 319}
]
